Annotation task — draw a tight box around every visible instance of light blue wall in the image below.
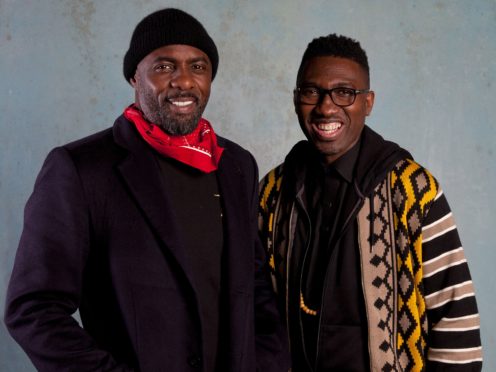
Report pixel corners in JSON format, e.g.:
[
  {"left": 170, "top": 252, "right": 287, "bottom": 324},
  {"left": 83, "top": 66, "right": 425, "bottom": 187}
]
[{"left": 1, "top": 0, "right": 494, "bottom": 370}]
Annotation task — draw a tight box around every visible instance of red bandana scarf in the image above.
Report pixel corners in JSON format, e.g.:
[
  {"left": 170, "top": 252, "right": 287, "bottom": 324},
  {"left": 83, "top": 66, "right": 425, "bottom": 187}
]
[{"left": 124, "top": 105, "right": 224, "bottom": 173}]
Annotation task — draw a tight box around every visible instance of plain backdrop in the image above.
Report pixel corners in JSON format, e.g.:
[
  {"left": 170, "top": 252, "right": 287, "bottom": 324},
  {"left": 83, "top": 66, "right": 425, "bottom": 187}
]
[{"left": 1, "top": 0, "right": 495, "bottom": 370}]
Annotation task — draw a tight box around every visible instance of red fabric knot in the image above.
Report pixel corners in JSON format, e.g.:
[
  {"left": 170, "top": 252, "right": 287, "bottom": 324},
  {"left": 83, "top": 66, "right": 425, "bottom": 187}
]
[{"left": 124, "top": 105, "right": 224, "bottom": 173}]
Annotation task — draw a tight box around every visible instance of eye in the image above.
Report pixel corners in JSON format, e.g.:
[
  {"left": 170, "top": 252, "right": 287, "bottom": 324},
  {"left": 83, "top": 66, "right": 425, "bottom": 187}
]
[
  {"left": 300, "top": 87, "right": 320, "bottom": 97},
  {"left": 333, "top": 87, "right": 354, "bottom": 97},
  {"left": 154, "top": 63, "right": 174, "bottom": 73},
  {"left": 192, "top": 63, "right": 208, "bottom": 73}
]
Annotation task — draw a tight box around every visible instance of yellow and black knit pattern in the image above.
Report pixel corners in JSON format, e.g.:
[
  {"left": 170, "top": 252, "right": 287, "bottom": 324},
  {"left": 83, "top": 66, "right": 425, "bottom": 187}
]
[
  {"left": 390, "top": 159, "right": 438, "bottom": 371},
  {"left": 259, "top": 158, "right": 440, "bottom": 371},
  {"left": 258, "top": 164, "right": 285, "bottom": 293}
]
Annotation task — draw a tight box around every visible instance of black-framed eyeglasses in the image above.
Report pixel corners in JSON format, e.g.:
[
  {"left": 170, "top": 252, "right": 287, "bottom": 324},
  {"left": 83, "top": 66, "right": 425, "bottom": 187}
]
[{"left": 295, "top": 86, "right": 370, "bottom": 107}]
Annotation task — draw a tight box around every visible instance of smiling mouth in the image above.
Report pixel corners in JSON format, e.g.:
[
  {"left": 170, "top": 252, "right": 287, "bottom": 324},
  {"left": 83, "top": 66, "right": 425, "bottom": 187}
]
[
  {"left": 166, "top": 96, "right": 198, "bottom": 111},
  {"left": 312, "top": 121, "right": 343, "bottom": 139},
  {"left": 317, "top": 122, "right": 342, "bottom": 132},
  {"left": 171, "top": 100, "right": 194, "bottom": 107}
]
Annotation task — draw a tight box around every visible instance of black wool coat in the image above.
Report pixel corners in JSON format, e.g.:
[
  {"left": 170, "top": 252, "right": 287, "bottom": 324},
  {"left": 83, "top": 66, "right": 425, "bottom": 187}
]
[{"left": 5, "top": 115, "right": 289, "bottom": 372}]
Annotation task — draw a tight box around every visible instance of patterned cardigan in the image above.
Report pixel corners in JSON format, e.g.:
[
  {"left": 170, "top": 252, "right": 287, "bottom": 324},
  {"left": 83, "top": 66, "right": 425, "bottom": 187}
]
[{"left": 259, "top": 158, "right": 482, "bottom": 371}]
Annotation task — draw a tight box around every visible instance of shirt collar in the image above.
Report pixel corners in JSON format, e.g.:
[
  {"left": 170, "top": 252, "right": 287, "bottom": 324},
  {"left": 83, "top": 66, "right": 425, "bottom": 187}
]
[{"left": 324, "top": 138, "right": 361, "bottom": 183}]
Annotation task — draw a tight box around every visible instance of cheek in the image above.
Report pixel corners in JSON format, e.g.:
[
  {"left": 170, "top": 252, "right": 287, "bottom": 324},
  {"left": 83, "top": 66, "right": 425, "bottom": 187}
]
[
  {"left": 349, "top": 106, "right": 368, "bottom": 125},
  {"left": 202, "top": 86, "right": 211, "bottom": 101},
  {"left": 296, "top": 106, "right": 312, "bottom": 122},
  {"left": 198, "top": 80, "right": 212, "bottom": 98},
  {"left": 141, "top": 74, "right": 167, "bottom": 93}
]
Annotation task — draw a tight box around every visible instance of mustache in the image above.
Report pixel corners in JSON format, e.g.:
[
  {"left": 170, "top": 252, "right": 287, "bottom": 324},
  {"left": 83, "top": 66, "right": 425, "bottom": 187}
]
[
  {"left": 166, "top": 92, "right": 199, "bottom": 100},
  {"left": 312, "top": 116, "right": 344, "bottom": 124}
]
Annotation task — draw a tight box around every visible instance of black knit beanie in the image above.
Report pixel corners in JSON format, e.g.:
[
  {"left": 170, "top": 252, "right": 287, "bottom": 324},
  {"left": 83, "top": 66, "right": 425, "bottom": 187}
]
[{"left": 123, "top": 8, "right": 219, "bottom": 82}]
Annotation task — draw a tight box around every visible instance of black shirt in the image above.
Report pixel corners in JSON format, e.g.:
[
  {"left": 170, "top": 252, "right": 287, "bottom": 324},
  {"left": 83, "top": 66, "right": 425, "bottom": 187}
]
[
  {"left": 294, "top": 140, "right": 369, "bottom": 371},
  {"left": 155, "top": 155, "right": 223, "bottom": 372}
]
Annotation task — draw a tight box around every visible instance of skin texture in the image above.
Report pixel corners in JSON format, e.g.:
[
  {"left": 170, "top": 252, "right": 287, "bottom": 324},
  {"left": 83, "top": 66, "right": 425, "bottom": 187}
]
[
  {"left": 131, "top": 44, "right": 212, "bottom": 135},
  {"left": 294, "top": 56, "right": 375, "bottom": 164}
]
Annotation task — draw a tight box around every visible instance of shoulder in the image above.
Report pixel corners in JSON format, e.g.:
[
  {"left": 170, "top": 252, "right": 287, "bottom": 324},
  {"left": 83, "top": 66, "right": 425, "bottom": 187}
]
[
  {"left": 260, "top": 164, "right": 284, "bottom": 191},
  {"left": 217, "top": 135, "right": 258, "bottom": 175},
  {"left": 260, "top": 140, "right": 312, "bottom": 186},
  {"left": 58, "top": 127, "right": 124, "bottom": 179},
  {"left": 259, "top": 141, "right": 312, "bottom": 212},
  {"left": 37, "top": 120, "right": 127, "bottom": 189},
  {"left": 217, "top": 135, "right": 252, "bottom": 159},
  {"left": 39, "top": 127, "right": 115, "bottom": 165},
  {"left": 58, "top": 115, "right": 137, "bottom": 172},
  {"left": 65, "top": 127, "right": 114, "bottom": 148},
  {"left": 259, "top": 163, "right": 285, "bottom": 214},
  {"left": 389, "top": 158, "right": 440, "bottom": 214},
  {"left": 64, "top": 124, "right": 123, "bottom": 158},
  {"left": 391, "top": 158, "right": 439, "bottom": 191}
]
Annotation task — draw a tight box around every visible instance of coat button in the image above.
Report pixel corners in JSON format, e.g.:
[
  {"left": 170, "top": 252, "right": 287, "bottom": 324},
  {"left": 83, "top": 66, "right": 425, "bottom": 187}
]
[{"left": 187, "top": 355, "right": 201, "bottom": 368}]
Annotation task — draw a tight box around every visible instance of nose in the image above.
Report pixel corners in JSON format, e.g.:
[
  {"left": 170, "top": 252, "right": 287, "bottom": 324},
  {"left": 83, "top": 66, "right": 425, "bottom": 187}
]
[
  {"left": 170, "top": 66, "right": 194, "bottom": 90},
  {"left": 315, "top": 92, "right": 340, "bottom": 117}
]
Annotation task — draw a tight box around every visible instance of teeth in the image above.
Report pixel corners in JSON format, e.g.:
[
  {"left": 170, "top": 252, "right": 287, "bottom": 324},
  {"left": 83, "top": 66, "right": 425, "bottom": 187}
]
[
  {"left": 317, "top": 122, "right": 341, "bottom": 131},
  {"left": 172, "top": 101, "right": 193, "bottom": 107}
]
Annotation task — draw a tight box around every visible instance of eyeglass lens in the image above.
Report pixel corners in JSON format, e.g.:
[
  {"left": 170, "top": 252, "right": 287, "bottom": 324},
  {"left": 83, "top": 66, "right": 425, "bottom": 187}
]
[{"left": 298, "top": 87, "right": 358, "bottom": 107}]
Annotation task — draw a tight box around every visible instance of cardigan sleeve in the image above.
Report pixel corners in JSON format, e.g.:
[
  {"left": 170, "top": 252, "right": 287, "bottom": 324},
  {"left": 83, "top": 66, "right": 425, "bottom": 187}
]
[
  {"left": 421, "top": 188, "right": 483, "bottom": 371},
  {"left": 4, "top": 147, "right": 134, "bottom": 372},
  {"left": 243, "top": 154, "right": 289, "bottom": 372}
]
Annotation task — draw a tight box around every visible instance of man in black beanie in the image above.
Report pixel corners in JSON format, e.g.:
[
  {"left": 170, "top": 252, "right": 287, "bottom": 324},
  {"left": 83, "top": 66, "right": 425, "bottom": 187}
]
[{"left": 5, "top": 8, "right": 289, "bottom": 372}]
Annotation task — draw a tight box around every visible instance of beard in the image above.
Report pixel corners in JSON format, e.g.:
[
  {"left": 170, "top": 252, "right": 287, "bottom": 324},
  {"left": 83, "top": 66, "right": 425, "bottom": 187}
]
[{"left": 137, "top": 85, "right": 207, "bottom": 136}]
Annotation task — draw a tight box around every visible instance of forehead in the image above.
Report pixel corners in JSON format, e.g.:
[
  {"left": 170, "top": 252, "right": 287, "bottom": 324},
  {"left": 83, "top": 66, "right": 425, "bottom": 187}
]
[
  {"left": 141, "top": 44, "right": 211, "bottom": 64},
  {"left": 299, "top": 56, "right": 368, "bottom": 86}
]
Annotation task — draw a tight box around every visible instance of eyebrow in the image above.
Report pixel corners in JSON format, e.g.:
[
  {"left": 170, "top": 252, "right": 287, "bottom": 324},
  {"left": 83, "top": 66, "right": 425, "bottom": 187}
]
[
  {"left": 152, "top": 56, "right": 210, "bottom": 64},
  {"left": 300, "top": 81, "right": 356, "bottom": 88}
]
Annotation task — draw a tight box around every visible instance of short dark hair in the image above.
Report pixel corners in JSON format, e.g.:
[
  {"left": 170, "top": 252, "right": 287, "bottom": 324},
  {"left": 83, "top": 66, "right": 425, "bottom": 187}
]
[{"left": 296, "top": 34, "right": 370, "bottom": 86}]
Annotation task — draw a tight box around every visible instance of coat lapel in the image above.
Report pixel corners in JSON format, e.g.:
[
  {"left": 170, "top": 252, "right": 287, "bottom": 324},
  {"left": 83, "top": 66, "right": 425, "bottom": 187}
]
[
  {"left": 215, "top": 147, "right": 253, "bottom": 369},
  {"left": 113, "top": 116, "right": 196, "bottom": 287},
  {"left": 216, "top": 151, "right": 252, "bottom": 291}
]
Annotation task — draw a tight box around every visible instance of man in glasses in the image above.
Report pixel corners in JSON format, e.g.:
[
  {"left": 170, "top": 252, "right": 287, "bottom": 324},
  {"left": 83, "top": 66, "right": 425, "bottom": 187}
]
[{"left": 259, "top": 34, "right": 482, "bottom": 371}]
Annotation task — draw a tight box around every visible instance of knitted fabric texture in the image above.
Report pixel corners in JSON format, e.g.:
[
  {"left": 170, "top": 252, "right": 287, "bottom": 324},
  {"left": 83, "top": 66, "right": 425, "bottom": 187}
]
[
  {"left": 357, "top": 158, "right": 438, "bottom": 371},
  {"left": 123, "top": 8, "right": 219, "bottom": 82},
  {"left": 258, "top": 159, "right": 439, "bottom": 371},
  {"left": 390, "top": 159, "right": 438, "bottom": 371}
]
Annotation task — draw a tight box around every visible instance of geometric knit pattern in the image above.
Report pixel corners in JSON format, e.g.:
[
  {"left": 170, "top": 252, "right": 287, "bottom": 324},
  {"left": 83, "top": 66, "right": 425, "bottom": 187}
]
[
  {"left": 390, "top": 159, "right": 438, "bottom": 372},
  {"left": 258, "top": 159, "right": 440, "bottom": 371},
  {"left": 258, "top": 164, "right": 285, "bottom": 294},
  {"left": 259, "top": 157, "right": 481, "bottom": 370},
  {"left": 365, "top": 178, "right": 398, "bottom": 372}
]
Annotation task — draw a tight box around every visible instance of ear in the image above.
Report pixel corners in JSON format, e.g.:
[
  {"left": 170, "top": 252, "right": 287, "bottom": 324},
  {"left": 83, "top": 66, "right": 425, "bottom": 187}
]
[
  {"left": 293, "top": 89, "right": 299, "bottom": 114},
  {"left": 130, "top": 73, "right": 138, "bottom": 88},
  {"left": 365, "top": 90, "right": 375, "bottom": 116}
]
